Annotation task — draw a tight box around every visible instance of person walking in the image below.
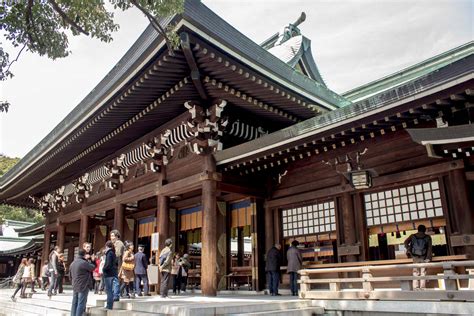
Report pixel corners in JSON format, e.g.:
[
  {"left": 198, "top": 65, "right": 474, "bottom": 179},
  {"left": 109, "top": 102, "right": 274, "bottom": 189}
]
[
  {"left": 171, "top": 253, "right": 182, "bottom": 295},
  {"left": 11, "top": 258, "right": 27, "bottom": 301},
  {"left": 28, "top": 258, "right": 37, "bottom": 294},
  {"left": 56, "top": 253, "right": 66, "bottom": 294},
  {"left": 41, "top": 260, "right": 50, "bottom": 291},
  {"left": 287, "top": 240, "right": 302, "bottom": 296},
  {"left": 159, "top": 238, "right": 173, "bottom": 298},
  {"left": 404, "top": 224, "right": 433, "bottom": 290},
  {"left": 103, "top": 240, "right": 118, "bottom": 310},
  {"left": 110, "top": 230, "right": 124, "bottom": 302},
  {"left": 134, "top": 244, "right": 149, "bottom": 296},
  {"left": 266, "top": 243, "right": 282, "bottom": 296},
  {"left": 48, "top": 246, "right": 60, "bottom": 298},
  {"left": 69, "top": 249, "right": 95, "bottom": 316},
  {"left": 179, "top": 253, "right": 191, "bottom": 293},
  {"left": 19, "top": 258, "right": 33, "bottom": 298},
  {"left": 119, "top": 241, "right": 135, "bottom": 298}
]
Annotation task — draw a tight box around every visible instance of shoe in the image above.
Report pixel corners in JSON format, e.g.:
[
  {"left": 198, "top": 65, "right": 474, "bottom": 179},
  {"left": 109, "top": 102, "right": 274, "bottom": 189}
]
[
  {"left": 275, "top": 293, "right": 281, "bottom": 296},
  {"left": 31, "top": 290, "right": 37, "bottom": 293},
  {"left": 99, "top": 291, "right": 103, "bottom": 295},
  {"left": 10, "top": 296, "right": 16, "bottom": 302},
  {"left": 137, "top": 293, "right": 143, "bottom": 297},
  {"left": 271, "top": 293, "right": 275, "bottom": 296},
  {"left": 145, "top": 293, "right": 151, "bottom": 296},
  {"left": 113, "top": 298, "right": 120, "bottom": 302}
]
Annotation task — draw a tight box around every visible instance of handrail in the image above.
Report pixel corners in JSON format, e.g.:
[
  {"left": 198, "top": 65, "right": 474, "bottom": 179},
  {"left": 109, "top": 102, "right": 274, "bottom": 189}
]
[
  {"left": 299, "top": 260, "right": 474, "bottom": 275},
  {"left": 298, "top": 260, "right": 474, "bottom": 301}
]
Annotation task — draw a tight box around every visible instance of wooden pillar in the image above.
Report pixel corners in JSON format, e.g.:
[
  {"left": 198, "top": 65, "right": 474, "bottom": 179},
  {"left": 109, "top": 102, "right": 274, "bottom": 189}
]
[
  {"left": 42, "top": 229, "right": 51, "bottom": 266},
  {"left": 79, "top": 213, "right": 89, "bottom": 246},
  {"left": 201, "top": 154, "right": 218, "bottom": 296},
  {"left": 447, "top": 169, "right": 474, "bottom": 258},
  {"left": 57, "top": 222, "right": 66, "bottom": 253},
  {"left": 114, "top": 204, "right": 125, "bottom": 236},
  {"left": 157, "top": 195, "right": 170, "bottom": 249},
  {"left": 340, "top": 192, "right": 357, "bottom": 262},
  {"left": 251, "top": 199, "right": 266, "bottom": 291},
  {"left": 216, "top": 201, "right": 227, "bottom": 291},
  {"left": 354, "top": 193, "right": 369, "bottom": 261},
  {"left": 264, "top": 205, "right": 274, "bottom": 253}
]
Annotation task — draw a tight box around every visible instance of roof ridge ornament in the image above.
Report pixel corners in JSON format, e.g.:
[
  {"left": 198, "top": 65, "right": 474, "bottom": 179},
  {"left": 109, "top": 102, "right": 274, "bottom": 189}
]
[{"left": 275, "top": 12, "right": 306, "bottom": 46}]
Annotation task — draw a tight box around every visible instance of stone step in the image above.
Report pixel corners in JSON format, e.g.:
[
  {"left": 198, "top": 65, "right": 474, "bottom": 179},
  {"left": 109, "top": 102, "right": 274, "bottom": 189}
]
[
  {"left": 119, "top": 299, "right": 313, "bottom": 315},
  {"left": 0, "top": 297, "right": 69, "bottom": 316},
  {"left": 229, "top": 306, "right": 325, "bottom": 316},
  {"left": 0, "top": 293, "right": 73, "bottom": 311}
]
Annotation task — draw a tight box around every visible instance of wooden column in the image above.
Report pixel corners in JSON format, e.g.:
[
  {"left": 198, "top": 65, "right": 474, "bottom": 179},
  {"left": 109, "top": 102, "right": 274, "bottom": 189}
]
[
  {"left": 201, "top": 154, "right": 218, "bottom": 296},
  {"left": 447, "top": 169, "right": 474, "bottom": 258},
  {"left": 114, "top": 204, "right": 125, "bottom": 235},
  {"left": 42, "top": 229, "right": 51, "bottom": 266},
  {"left": 157, "top": 195, "right": 170, "bottom": 249},
  {"left": 354, "top": 193, "right": 369, "bottom": 261},
  {"left": 216, "top": 201, "right": 227, "bottom": 291},
  {"left": 237, "top": 227, "right": 244, "bottom": 266},
  {"left": 57, "top": 222, "right": 66, "bottom": 253},
  {"left": 340, "top": 192, "right": 357, "bottom": 262},
  {"left": 264, "top": 205, "right": 274, "bottom": 252},
  {"left": 79, "top": 213, "right": 89, "bottom": 246}
]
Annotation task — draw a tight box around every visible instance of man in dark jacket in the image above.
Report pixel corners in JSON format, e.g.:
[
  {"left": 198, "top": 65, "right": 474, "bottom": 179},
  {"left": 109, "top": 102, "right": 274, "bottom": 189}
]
[
  {"left": 134, "top": 245, "right": 149, "bottom": 296},
  {"left": 404, "top": 224, "right": 432, "bottom": 289},
  {"left": 69, "top": 249, "right": 95, "bottom": 316},
  {"left": 265, "top": 244, "right": 282, "bottom": 296},
  {"left": 287, "top": 240, "right": 302, "bottom": 296},
  {"left": 103, "top": 240, "right": 118, "bottom": 310}
]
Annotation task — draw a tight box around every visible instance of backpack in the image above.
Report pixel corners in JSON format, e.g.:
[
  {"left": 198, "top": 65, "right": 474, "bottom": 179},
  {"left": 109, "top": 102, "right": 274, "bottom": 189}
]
[{"left": 411, "top": 235, "right": 428, "bottom": 257}]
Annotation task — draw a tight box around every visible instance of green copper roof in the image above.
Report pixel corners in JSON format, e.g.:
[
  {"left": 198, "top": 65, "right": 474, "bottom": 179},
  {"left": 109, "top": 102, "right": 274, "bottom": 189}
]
[{"left": 343, "top": 41, "right": 474, "bottom": 102}]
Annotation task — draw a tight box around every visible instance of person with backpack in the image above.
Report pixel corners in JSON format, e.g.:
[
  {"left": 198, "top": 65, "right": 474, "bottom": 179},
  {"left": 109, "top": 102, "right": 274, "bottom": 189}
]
[{"left": 404, "top": 224, "right": 433, "bottom": 290}]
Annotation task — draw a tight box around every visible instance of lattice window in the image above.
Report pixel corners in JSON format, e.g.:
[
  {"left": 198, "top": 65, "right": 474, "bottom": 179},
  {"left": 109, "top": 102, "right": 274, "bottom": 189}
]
[
  {"left": 365, "top": 181, "right": 443, "bottom": 227},
  {"left": 282, "top": 201, "right": 336, "bottom": 238}
]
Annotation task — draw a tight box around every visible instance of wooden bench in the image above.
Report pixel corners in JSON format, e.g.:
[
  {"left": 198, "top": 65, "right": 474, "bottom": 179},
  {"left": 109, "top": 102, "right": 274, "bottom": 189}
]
[
  {"left": 225, "top": 266, "right": 252, "bottom": 290},
  {"left": 186, "top": 269, "right": 201, "bottom": 290}
]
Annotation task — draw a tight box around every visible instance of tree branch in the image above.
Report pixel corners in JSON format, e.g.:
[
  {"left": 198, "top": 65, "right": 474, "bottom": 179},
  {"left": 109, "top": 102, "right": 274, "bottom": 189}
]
[
  {"left": 5, "top": 43, "right": 27, "bottom": 75},
  {"left": 129, "top": 0, "right": 174, "bottom": 53},
  {"left": 25, "top": 0, "right": 39, "bottom": 50},
  {"left": 48, "top": 0, "right": 90, "bottom": 36}
]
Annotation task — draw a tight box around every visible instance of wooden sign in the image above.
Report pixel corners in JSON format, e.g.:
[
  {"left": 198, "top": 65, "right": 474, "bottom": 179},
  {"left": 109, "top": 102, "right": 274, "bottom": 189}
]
[
  {"left": 151, "top": 232, "right": 160, "bottom": 251},
  {"left": 337, "top": 245, "right": 360, "bottom": 256},
  {"left": 450, "top": 234, "right": 474, "bottom": 247}
]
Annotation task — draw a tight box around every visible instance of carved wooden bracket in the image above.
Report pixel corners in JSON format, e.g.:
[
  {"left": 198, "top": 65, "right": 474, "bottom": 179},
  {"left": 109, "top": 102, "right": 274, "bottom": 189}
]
[
  {"left": 104, "top": 154, "right": 128, "bottom": 190},
  {"left": 144, "top": 130, "right": 173, "bottom": 173},
  {"left": 51, "top": 186, "right": 68, "bottom": 212},
  {"left": 73, "top": 173, "right": 91, "bottom": 203},
  {"left": 184, "top": 99, "right": 228, "bottom": 155}
]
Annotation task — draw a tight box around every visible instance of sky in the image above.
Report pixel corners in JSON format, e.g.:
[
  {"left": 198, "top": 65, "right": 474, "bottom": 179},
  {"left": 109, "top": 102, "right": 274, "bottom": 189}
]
[{"left": 0, "top": 0, "right": 472, "bottom": 159}]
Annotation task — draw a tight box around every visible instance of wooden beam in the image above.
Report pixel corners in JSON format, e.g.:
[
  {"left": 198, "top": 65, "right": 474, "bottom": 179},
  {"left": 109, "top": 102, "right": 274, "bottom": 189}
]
[
  {"left": 218, "top": 182, "right": 265, "bottom": 197},
  {"left": 57, "top": 222, "right": 66, "bottom": 253},
  {"left": 180, "top": 32, "right": 208, "bottom": 100}
]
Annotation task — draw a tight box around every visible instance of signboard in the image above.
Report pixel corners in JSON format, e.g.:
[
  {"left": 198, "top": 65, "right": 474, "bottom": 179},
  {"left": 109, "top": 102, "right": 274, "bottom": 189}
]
[
  {"left": 147, "top": 265, "right": 159, "bottom": 285},
  {"left": 151, "top": 232, "right": 160, "bottom": 251}
]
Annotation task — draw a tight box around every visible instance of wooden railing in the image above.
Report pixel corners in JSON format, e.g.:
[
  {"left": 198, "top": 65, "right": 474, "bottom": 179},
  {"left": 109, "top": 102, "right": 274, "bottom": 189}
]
[{"left": 299, "top": 260, "right": 474, "bottom": 301}]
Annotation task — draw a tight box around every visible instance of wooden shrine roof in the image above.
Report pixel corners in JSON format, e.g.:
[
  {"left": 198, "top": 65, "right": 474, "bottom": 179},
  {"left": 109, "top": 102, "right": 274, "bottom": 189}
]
[
  {"left": 215, "top": 51, "right": 474, "bottom": 171},
  {"left": 0, "top": 0, "right": 350, "bottom": 207}
]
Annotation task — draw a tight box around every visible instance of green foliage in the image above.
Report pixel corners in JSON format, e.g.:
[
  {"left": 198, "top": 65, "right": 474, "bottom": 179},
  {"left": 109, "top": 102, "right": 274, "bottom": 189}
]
[
  {"left": 0, "top": 155, "right": 43, "bottom": 224},
  {"left": 0, "top": 0, "right": 184, "bottom": 82}
]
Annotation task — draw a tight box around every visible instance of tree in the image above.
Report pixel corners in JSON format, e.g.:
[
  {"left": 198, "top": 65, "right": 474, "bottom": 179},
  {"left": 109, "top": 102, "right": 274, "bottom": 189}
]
[
  {"left": 0, "top": 154, "right": 44, "bottom": 224},
  {"left": 0, "top": 0, "right": 184, "bottom": 112}
]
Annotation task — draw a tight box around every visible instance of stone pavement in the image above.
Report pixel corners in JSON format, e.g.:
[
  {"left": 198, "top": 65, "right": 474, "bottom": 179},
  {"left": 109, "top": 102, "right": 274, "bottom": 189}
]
[{"left": 0, "top": 286, "right": 324, "bottom": 316}]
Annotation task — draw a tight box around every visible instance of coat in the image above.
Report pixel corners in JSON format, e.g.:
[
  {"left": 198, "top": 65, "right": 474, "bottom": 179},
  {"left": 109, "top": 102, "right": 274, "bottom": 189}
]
[
  {"left": 113, "top": 239, "right": 125, "bottom": 266},
  {"left": 49, "top": 251, "right": 59, "bottom": 275},
  {"left": 286, "top": 246, "right": 302, "bottom": 273},
  {"left": 69, "top": 256, "right": 95, "bottom": 293},
  {"left": 120, "top": 250, "right": 135, "bottom": 282},
  {"left": 159, "top": 246, "right": 172, "bottom": 273},
  {"left": 102, "top": 248, "right": 118, "bottom": 278},
  {"left": 134, "top": 251, "right": 148, "bottom": 275},
  {"left": 265, "top": 246, "right": 281, "bottom": 272},
  {"left": 13, "top": 265, "right": 25, "bottom": 284}
]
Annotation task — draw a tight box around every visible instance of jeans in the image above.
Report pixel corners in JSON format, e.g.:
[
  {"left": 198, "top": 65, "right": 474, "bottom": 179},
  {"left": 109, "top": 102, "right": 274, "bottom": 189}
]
[
  {"left": 134, "top": 274, "right": 149, "bottom": 295},
  {"left": 55, "top": 274, "right": 64, "bottom": 293},
  {"left": 71, "top": 289, "right": 89, "bottom": 316},
  {"left": 112, "top": 276, "right": 120, "bottom": 300},
  {"left": 172, "top": 274, "right": 182, "bottom": 294},
  {"left": 104, "top": 277, "right": 114, "bottom": 309},
  {"left": 289, "top": 272, "right": 298, "bottom": 295},
  {"left": 48, "top": 274, "right": 57, "bottom": 296},
  {"left": 12, "top": 282, "right": 22, "bottom": 298},
  {"left": 267, "top": 271, "right": 280, "bottom": 295},
  {"left": 160, "top": 272, "right": 170, "bottom": 297},
  {"left": 41, "top": 277, "right": 49, "bottom": 290}
]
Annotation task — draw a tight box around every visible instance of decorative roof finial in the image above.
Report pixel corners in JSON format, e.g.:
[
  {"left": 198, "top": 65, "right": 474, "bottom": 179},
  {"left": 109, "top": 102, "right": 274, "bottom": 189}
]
[{"left": 275, "top": 12, "right": 306, "bottom": 46}]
